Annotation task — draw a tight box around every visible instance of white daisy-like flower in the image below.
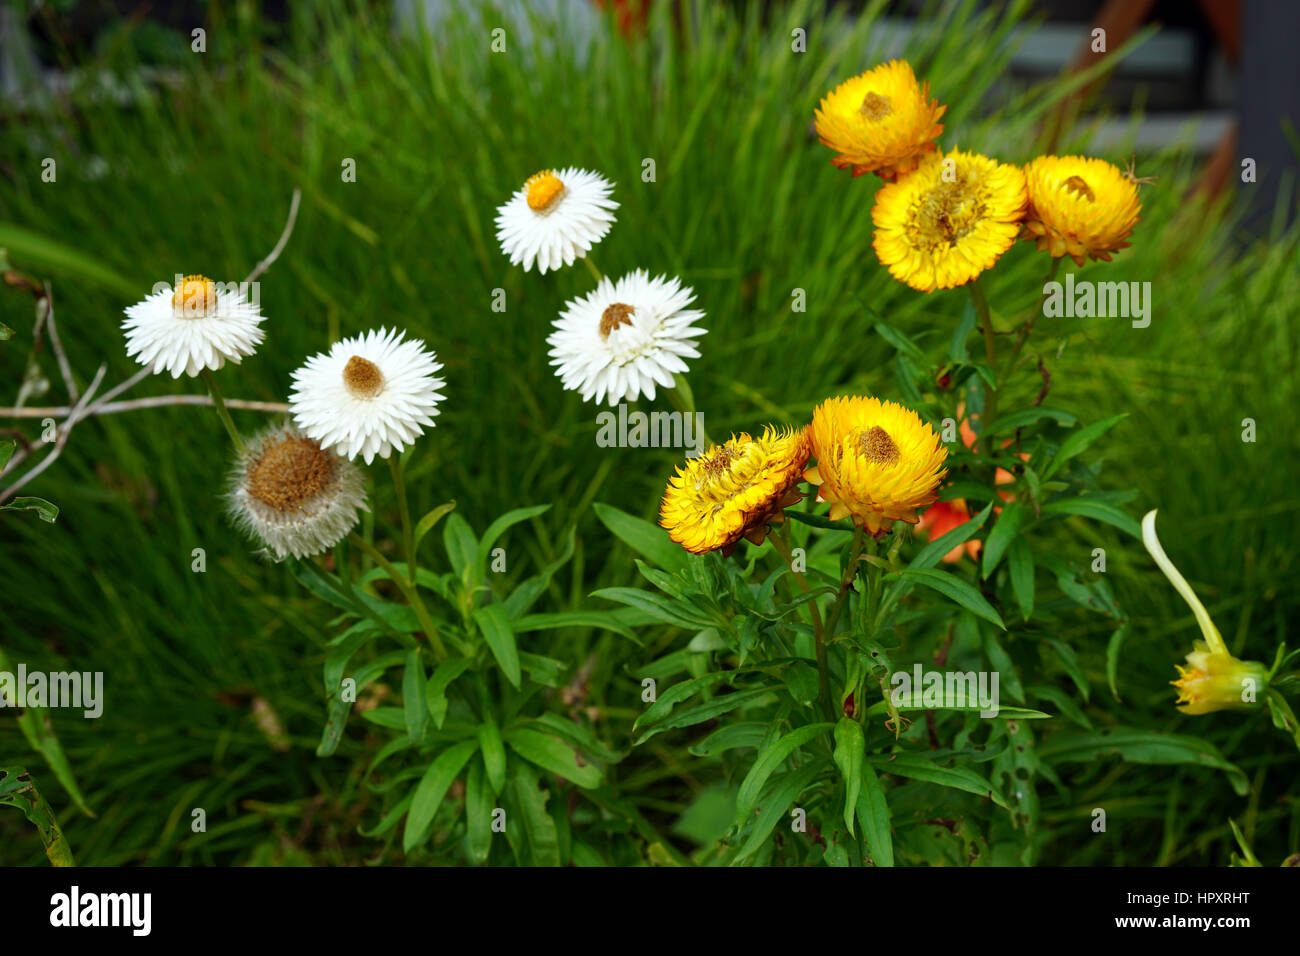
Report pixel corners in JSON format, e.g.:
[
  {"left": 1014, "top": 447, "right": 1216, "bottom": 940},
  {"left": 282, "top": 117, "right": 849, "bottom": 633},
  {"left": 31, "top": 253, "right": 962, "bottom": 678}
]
[
  {"left": 289, "top": 327, "right": 445, "bottom": 464},
  {"left": 495, "top": 167, "right": 618, "bottom": 274},
  {"left": 547, "top": 269, "right": 707, "bottom": 406},
  {"left": 122, "top": 274, "right": 265, "bottom": 378},
  {"left": 227, "top": 424, "right": 368, "bottom": 561}
]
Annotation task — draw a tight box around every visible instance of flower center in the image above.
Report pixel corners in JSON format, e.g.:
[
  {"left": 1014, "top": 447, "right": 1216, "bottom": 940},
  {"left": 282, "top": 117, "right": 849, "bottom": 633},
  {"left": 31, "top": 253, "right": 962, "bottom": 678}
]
[
  {"left": 859, "top": 92, "right": 893, "bottom": 120},
  {"left": 246, "top": 435, "right": 335, "bottom": 513},
  {"left": 525, "top": 170, "right": 566, "bottom": 211},
  {"left": 913, "top": 170, "right": 987, "bottom": 248},
  {"left": 343, "top": 355, "right": 385, "bottom": 399},
  {"left": 600, "top": 303, "right": 635, "bottom": 338},
  {"left": 859, "top": 425, "right": 900, "bottom": 464},
  {"left": 172, "top": 275, "right": 217, "bottom": 317},
  {"left": 1062, "top": 175, "right": 1095, "bottom": 202}
]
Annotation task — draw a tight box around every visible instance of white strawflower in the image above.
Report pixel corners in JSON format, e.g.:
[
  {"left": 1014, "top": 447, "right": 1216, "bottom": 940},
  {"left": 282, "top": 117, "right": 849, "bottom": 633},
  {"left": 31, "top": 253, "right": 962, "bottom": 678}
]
[
  {"left": 289, "top": 327, "right": 445, "bottom": 464},
  {"left": 495, "top": 167, "right": 618, "bottom": 274},
  {"left": 547, "top": 269, "right": 706, "bottom": 406},
  {"left": 122, "top": 275, "right": 265, "bottom": 378},
  {"left": 228, "top": 424, "right": 367, "bottom": 561}
]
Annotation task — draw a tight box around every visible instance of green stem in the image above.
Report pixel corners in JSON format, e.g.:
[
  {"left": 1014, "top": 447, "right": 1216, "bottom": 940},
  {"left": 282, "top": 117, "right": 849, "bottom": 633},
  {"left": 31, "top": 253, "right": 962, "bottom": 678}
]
[
  {"left": 665, "top": 373, "right": 713, "bottom": 448},
  {"left": 969, "top": 276, "right": 998, "bottom": 448},
  {"left": 200, "top": 369, "right": 244, "bottom": 453},
  {"left": 1007, "top": 258, "right": 1062, "bottom": 378},
  {"left": 771, "top": 523, "right": 832, "bottom": 718},
  {"left": 348, "top": 532, "right": 448, "bottom": 660},
  {"left": 582, "top": 254, "right": 604, "bottom": 283},
  {"left": 389, "top": 455, "right": 416, "bottom": 581}
]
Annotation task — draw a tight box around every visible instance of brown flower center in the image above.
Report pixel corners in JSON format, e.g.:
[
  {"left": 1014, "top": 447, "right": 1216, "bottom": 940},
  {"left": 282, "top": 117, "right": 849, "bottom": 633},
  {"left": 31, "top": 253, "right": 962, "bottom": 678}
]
[
  {"left": 859, "top": 92, "right": 893, "bottom": 120},
  {"left": 172, "top": 275, "right": 217, "bottom": 317},
  {"left": 343, "top": 355, "right": 385, "bottom": 398},
  {"left": 1062, "top": 175, "right": 1095, "bottom": 202},
  {"left": 859, "top": 425, "right": 900, "bottom": 464},
  {"left": 246, "top": 435, "right": 335, "bottom": 512},
  {"left": 600, "top": 303, "right": 635, "bottom": 338}
]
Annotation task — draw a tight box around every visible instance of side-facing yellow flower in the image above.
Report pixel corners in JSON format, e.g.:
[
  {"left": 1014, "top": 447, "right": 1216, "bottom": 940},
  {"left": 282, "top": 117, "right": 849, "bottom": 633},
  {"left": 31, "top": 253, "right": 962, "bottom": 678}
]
[
  {"left": 805, "top": 396, "right": 947, "bottom": 534},
  {"left": 814, "top": 60, "right": 946, "bottom": 181},
  {"left": 872, "top": 149, "right": 1028, "bottom": 293},
  {"left": 1142, "top": 510, "right": 1268, "bottom": 715},
  {"left": 659, "top": 426, "right": 811, "bottom": 556},
  {"left": 1021, "top": 155, "right": 1141, "bottom": 266}
]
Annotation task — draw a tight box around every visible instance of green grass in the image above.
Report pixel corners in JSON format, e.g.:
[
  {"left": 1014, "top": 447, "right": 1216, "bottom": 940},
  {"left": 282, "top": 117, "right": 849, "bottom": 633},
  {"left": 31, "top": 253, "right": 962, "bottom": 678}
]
[{"left": 1, "top": 0, "right": 1297, "bottom": 865}]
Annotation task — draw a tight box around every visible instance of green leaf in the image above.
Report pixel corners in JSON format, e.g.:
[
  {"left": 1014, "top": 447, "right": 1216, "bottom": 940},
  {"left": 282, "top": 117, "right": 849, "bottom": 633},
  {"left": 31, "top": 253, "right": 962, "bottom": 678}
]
[
  {"left": 635, "top": 686, "right": 773, "bottom": 745},
  {"left": 782, "top": 660, "right": 821, "bottom": 708},
  {"left": 983, "top": 407, "right": 1077, "bottom": 436},
  {"left": 870, "top": 753, "right": 1011, "bottom": 809},
  {"left": 0, "top": 222, "right": 141, "bottom": 297},
  {"left": 402, "top": 649, "right": 428, "bottom": 745},
  {"left": 464, "top": 758, "right": 493, "bottom": 865},
  {"left": 1038, "top": 497, "right": 1141, "bottom": 538},
  {"left": 403, "top": 739, "right": 478, "bottom": 852},
  {"left": 911, "top": 502, "right": 993, "bottom": 570},
  {"left": 592, "top": 502, "right": 689, "bottom": 572},
  {"left": 874, "top": 321, "right": 926, "bottom": 362},
  {"left": 734, "top": 722, "right": 833, "bottom": 826},
  {"left": 477, "top": 504, "right": 550, "bottom": 567},
  {"left": 1006, "top": 537, "right": 1035, "bottom": 620},
  {"left": 0, "top": 768, "right": 75, "bottom": 866},
  {"left": 424, "top": 657, "right": 473, "bottom": 729},
  {"left": 1106, "top": 624, "right": 1130, "bottom": 702},
  {"left": 856, "top": 762, "right": 894, "bottom": 867},
  {"left": 0, "top": 439, "right": 15, "bottom": 469},
  {"left": 1037, "top": 728, "right": 1249, "bottom": 796},
  {"left": 732, "top": 764, "right": 823, "bottom": 863},
  {"left": 512, "top": 610, "right": 637, "bottom": 641},
  {"left": 471, "top": 603, "right": 520, "bottom": 688},
  {"left": 412, "top": 501, "right": 456, "bottom": 553},
  {"left": 442, "top": 512, "right": 480, "bottom": 578},
  {"left": 512, "top": 761, "right": 561, "bottom": 867},
  {"left": 981, "top": 501, "right": 1028, "bottom": 579},
  {"left": 591, "top": 587, "right": 719, "bottom": 629},
  {"left": 895, "top": 567, "right": 1005, "bottom": 630},
  {"left": 833, "top": 719, "right": 865, "bottom": 836},
  {"left": 1, "top": 496, "right": 59, "bottom": 523},
  {"left": 504, "top": 727, "right": 601, "bottom": 789},
  {"left": 478, "top": 719, "right": 507, "bottom": 795},
  {"left": 1043, "top": 413, "right": 1128, "bottom": 479}
]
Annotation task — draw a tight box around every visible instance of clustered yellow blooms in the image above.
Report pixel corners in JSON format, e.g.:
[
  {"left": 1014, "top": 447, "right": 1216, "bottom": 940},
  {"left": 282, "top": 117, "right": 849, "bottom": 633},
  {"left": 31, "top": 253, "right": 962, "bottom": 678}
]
[
  {"left": 1142, "top": 510, "right": 1269, "bottom": 715},
  {"left": 815, "top": 60, "right": 1143, "bottom": 292},
  {"left": 659, "top": 397, "right": 947, "bottom": 553}
]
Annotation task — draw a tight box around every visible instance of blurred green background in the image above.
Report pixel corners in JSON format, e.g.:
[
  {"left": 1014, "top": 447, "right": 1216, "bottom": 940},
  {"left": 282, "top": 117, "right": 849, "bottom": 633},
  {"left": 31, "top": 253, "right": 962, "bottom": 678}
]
[{"left": 1, "top": 0, "right": 1297, "bottom": 865}]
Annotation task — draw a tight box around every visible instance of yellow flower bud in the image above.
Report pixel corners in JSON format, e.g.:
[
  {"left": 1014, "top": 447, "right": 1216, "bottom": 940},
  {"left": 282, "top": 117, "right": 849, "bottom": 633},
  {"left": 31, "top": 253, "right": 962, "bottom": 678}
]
[{"left": 1142, "top": 510, "right": 1269, "bottom": 715}]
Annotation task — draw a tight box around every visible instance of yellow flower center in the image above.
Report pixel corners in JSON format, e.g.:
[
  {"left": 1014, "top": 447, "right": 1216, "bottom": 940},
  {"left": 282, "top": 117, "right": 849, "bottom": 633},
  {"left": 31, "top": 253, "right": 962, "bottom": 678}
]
[
  {"left": 342, "top": 355, "right": 385, "bottom": 399},
  {"left": 525, "top": 170, "right": 566, "bottom": 211},
  {"left": 172, "top": 275, "right": 217, "bottom": 317},
  {"left": 859, "top": 425, "right": 901, "bottom": 464},
  {"left": 600, "top": 303, "right": 635, "bottom": 338},
  {"left": 859, "top": 92, "right": 893, "bottom": 120},
  {"left": 914, "top": 173, "right": 987, "bottom": 248},
  {"left": 1171, "top": 664, "right": 1206, "bottom": 705},
  {"left": 246, "top": 435, "right": 334, "bottom": 513},
  {"left": 1062, "top": 175, "right": 1095, "bottom": 202}
]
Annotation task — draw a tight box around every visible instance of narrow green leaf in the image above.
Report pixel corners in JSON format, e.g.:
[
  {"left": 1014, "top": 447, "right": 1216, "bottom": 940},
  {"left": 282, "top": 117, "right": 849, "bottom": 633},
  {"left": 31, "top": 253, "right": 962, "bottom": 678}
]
[
  {"left": 592, "top": 502, "right": 689, "bottom": 572},
  {"left": 478, "top": 719, "right": 507, "bottom": 795},
  {"left": 403, "top": 740, "right": 478, "bottom": 852},
  {"left": 424, "top": 657, "right": 473, "bottom": 729},
  {"left": 870, "top": 753, "right": 1011, "bottom": 809},
  {"left": 477, "top": 504, "right": 550, "bottom": 567},
  {"left": 1006, "top": 537, "right": 1035, "bottom": 620},
  {"left": 856, "top": 763, "right": 893, "bottom": 867},
  {"left": 504, "top": 727, "right": 601, "bottom": 789},
  {"left": 465, "top": 758, "right": 493, "bottom": 865},
  {"left": 1043, "top": 413, "right": 1128, "bottom": 479},
  {"left": 833, "top": 719, "right": 865, "bottom": 836},
  {"left": 734, "top": 723, "right": 833, "bottom": 827},
  {"left": 981, "top": 501, "right": 1028, "bottom": 579},
  {"left": 402, "top": 649, "right": 428, "bottom": 745},
  {"left": 412, "top": 501, "right": 456, "bottom": 553},
  {"left": 896, "top": 568, "right": 1005, "bottom": 630},
  {"left": 472, "top": 603, "right": 521, "bottom": 688}
]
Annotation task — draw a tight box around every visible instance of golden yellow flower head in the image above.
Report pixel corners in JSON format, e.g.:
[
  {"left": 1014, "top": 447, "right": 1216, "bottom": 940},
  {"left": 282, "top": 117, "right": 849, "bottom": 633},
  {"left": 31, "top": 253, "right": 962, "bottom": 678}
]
[
  {"left": 1021, "top": 155, "right": 1141, "bottom": 266},
  {"left": 1142, "top": 510, "right": 1269, "bottom": 715},
  {"left": 872, "top": 149, "right": 1028, "bottom": 293},
  {"left": 659, "top": 426, "right": 811, "bottom": 555},
  {"left": 805, "top": 396, "right": 948, "bottom": 534},
  {"left": 814, "top": 60, "right": 946, "bottom": 181}
]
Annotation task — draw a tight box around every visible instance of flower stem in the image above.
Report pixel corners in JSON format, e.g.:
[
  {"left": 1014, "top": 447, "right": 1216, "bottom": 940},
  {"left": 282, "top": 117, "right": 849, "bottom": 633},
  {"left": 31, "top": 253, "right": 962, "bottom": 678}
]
[
  {"left": 969, "top": 276, "right": 998, "bottom": 448},
  {"left": 389, "top": 454, "right": 416, "bottom": 580},
  {"left": 348, "top": 531, "right": 448, "bottom": 661},
  {"left": 200, "top": 369, "right": 245, "bottom": 453},
  {"left": 771, "top": 522, "right": 832, "bottom": 718},
  {"left": 582, "top": 254, "right": 604, "bottom": 283},
  {"left": 664, "top": 373, "right": 713, "bottom": 448}
]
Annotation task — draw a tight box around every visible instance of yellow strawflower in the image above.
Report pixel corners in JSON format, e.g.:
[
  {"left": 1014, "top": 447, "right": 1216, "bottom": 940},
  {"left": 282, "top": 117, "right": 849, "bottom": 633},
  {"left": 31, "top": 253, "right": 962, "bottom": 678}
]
[
  {"left": 1021, "top": 155, "right": 1141, "bottom": 266},
  {"left": 805, "top": 396, "right": 947, "bottom": 534},
  {"left": 872, "top": 149, "right": 1027, "bottom": 292},
  {"left": 659, "top": 426, "right": 811, "bottom": 555},
  {"left": 814, "top": 60, "right": 946, "bottom": 181}
]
